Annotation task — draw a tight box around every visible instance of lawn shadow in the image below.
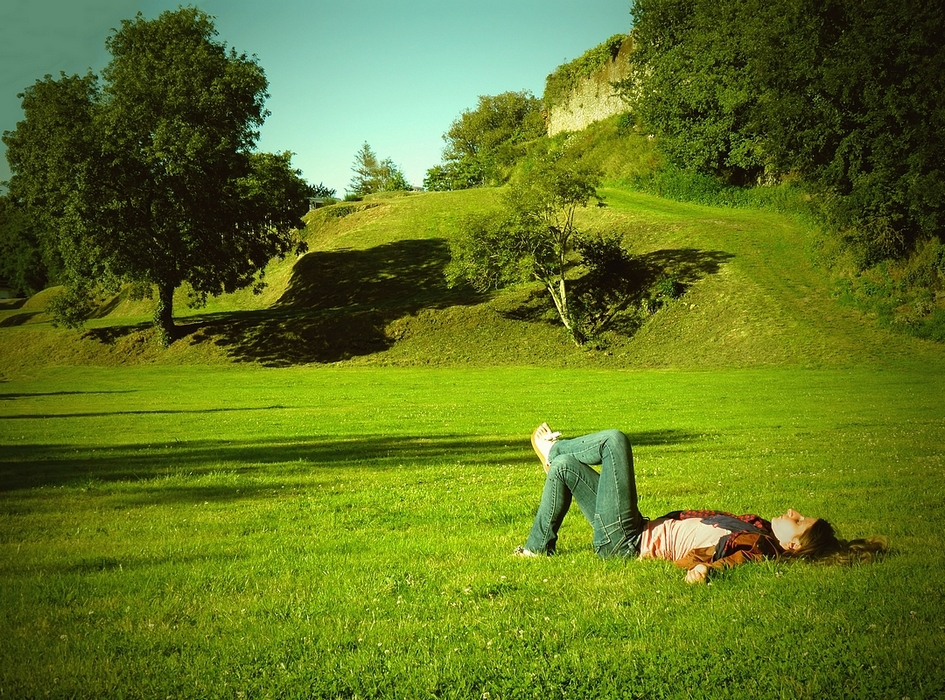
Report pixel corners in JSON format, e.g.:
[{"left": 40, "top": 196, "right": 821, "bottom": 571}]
[
  {"left": 81, "top": 321, "right": 151, "bottom": 345},
  {"left": 502, "top": 247, "right": 735, "bottom": 336},
  {"left": 185, "top": 238, "right": 483, "bottom": 365},
  {"left": 632, "top": 247, "right": 734, "bottom": 290},
  {"left": 0, "top": 389, "right": 136, "bottom": 402},
  {"left": 0, "top": 404, "right": 284, "bottom": 420},
  {"left": 77, "top": 238, "right": 482, "bottom": 365},
  {"left": 0, "top": 311, "right": 42, "bottom": 327},
  {"left": 0, "top": 429, "right": 698, "bottom": 493}
]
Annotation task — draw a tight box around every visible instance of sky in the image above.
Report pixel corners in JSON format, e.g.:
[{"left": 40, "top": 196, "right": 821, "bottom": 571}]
[{"left": 0, "top": 0, "right": 632, "bottom": 196}]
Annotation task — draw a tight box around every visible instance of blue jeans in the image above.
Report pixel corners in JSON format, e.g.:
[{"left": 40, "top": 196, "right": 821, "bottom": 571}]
[{"left": 524, "top": 429, "right": 646, "bottom": 558}]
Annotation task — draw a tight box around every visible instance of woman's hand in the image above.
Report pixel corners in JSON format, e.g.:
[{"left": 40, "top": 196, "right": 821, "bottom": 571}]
[{"left": 685, "top": 564, "right": 709, "bottom": 584}]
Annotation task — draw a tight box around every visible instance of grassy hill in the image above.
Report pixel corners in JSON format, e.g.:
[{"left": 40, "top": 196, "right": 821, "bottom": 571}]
[{"left": 1, "top": 161, "right": 943, "bottom": 376}]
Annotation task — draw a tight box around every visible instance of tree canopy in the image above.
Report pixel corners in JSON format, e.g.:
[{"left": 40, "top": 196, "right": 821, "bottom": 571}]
[
  {"left": 425, "top": 91, "right": 545, "bottom": 190},
  {"left": 347, "top": 143, "right": 411, "bottom": 198},
  {"left": 2, "top": 7, "right": 313, "bottom": 344},
  {"left": 622, "top": 0, "right": 945, "bottom": 256}
]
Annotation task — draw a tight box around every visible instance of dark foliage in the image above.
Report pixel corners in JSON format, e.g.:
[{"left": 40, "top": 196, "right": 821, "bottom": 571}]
[
  {"left": 2, "top": 8, "right": 313, "bottom": 345},
  {"left": 623, "top": 0, "right": 945, "bottom": 255}
]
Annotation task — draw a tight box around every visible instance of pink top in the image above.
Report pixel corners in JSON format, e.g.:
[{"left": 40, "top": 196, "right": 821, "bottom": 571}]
[{"left": 639, "top": 517, "right": 733, "bottom": 563}]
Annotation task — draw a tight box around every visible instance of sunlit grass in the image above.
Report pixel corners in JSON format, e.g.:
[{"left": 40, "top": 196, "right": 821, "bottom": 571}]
[
  {"left": 3, "top": 179, "right": 943, "bottom": 375},
  {"left": 2, "top": 364, "right": 943, "bottom": 698}
]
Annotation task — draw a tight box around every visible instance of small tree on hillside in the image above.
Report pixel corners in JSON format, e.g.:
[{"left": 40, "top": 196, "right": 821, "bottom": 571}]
[
  {"left": 446, "top": 152, "right": 607, "bottom": 344},
  {"left": 2, "top": 8, "right": 313, "bottom": 346}
]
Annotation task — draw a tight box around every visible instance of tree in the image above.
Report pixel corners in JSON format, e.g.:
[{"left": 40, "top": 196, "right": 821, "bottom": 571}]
[
  {"left": 623, "top": 0, "right": 945, "bottom": 256},
  {"left": 2, "top": 8, "right": 312, "bottom": 345},
  {"left": 0, "top": 194, "right": 58, "bottom": 297},
  {"left": 446, "top": 151, "right": 605, "bottom": 343},
  {"left": 311, "top": 183, "right": 336, "bottom": 199},
  {"left": 622, "top": 0, "right": 769, "bottom": 185},
  {"left": 427, "top": 91, "right": 546, "bottom": 190},
  {"left": 752, "top": 0, "right": 945, "bottom": 254},
  {"left": 347, "top": 142, "right": 410, "bottom": 197}
]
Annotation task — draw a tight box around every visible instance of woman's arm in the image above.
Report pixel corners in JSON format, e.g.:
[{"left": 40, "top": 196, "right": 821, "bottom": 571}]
[
  {"left": 685, "top": 564, "right": 709, "bottom": 584},
  {"left": 676, "top": 533, "right": 780, "bottom": 583}
]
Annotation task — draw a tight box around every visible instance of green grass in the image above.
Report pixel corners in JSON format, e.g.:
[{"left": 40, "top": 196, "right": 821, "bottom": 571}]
[
  {"left": 2, "top": 364, "right": 944, "bottom": 698},
  {"left": 3, "top": 182, "right": 942, "bottom": 374},
  {"left": 2, "top": 169, "right": 945, "bottom": 697}
]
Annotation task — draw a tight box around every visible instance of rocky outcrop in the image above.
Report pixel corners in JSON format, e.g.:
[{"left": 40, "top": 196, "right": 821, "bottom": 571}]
[{"left": 547, "top": 37, "right": 632, "bottom": 136}]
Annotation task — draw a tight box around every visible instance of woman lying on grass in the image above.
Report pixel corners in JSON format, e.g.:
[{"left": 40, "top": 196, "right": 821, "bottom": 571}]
[{"left": 515, "top": 424, "right": 887, "bottom": 583}]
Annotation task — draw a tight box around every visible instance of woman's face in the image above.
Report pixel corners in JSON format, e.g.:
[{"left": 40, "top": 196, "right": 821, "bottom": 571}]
[{"left": 771, "top": 508, "right": 817, "bottom": 550}]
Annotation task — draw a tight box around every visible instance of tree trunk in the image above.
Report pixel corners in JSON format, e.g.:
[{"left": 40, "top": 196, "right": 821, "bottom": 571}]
[
  {"left": 154, "top": 282, "right": 176, "bottom": 347},
  {"left": 557, "top": 276, "right": 571, "bottom": 329},
  {"left": 543, "top": 276, "right": 584, "bottom": 346}
]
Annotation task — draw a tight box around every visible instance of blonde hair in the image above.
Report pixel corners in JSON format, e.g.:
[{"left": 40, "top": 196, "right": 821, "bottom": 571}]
[{"left": 793, "top": 519, "right": 888, "bottom": 565}]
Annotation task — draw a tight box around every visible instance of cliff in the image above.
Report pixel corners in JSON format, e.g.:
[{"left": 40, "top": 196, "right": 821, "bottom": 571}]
[{"left": 545, "top": 35, "right": 633, "bottom": 136}]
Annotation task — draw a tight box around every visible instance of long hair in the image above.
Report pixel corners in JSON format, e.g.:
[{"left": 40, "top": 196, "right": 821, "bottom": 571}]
[{"left": 791, "top": 519, "right": 888, "bottom": 565}]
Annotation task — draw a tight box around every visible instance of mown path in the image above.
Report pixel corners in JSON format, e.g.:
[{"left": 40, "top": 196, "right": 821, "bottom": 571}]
[{"left": 598, "top": 189, "right": 943, "bottom": 369}]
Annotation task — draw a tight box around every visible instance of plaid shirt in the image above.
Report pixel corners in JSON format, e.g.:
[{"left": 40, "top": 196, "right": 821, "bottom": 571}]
[{"left": 662, "top": 509, "right": 783, "bottom": 565}]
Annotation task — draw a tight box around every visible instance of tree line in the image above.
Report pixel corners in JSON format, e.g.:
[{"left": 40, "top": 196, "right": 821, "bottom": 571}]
[{"left": 621, "top": 0, "right": 944, "bottom": 263}]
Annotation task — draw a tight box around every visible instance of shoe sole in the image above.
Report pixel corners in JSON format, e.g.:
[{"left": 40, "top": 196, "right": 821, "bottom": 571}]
[{"left": 531, "top": 428, "right": 550, "bottom": 473}]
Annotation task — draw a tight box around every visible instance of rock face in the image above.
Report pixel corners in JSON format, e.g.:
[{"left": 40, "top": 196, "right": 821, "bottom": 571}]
[{"left": 546, "top": 38, "right": 633, "bottom": 136}]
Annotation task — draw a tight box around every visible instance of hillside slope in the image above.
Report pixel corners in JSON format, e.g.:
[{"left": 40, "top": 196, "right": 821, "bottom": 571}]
[{"left": 1, "top": 185, "right": 942, "bottom": 374}]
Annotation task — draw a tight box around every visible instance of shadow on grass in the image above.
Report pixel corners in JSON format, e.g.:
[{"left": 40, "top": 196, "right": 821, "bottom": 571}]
[
  {"left": 76, "top": 243, "right": 732, "bottom": 361},
  {"left": 81, "top": 321, "right": 151, "bottom": 344},
  {"left": 632, "top": 247, "right": 734, "bottom": 289},
  {"left": 195, "top": 238, "right": 484, "bottom": 365},
  {"left": 0, "top": 405, "right": 286, "bottom": 420},
  {"left": 0, "top": 429, "right": 697, "bottom": 492},
  {"left": 502, "top": 247, "right": 734, "bottom": 333},
  {"left": 82, "top": 238, "right": 483, "bottom": 365},
  {"left": 0, "top": 390, "right": 137, "bottom": 401},
  {"left": 0, "top": 311, "right": 42, "bottom": 327}
]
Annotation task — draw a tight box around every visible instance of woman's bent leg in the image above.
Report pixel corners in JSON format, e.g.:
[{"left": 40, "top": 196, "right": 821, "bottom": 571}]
[
  {"left": 524, "top": 454, "right": 599, "bottom": 554},
  {"left": 547, "top": 429, "right": 645, "bottom": 558}
]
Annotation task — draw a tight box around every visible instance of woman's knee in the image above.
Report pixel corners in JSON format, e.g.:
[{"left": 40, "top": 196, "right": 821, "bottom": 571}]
[
  {"left": 602, "top": 429, "right": 632, "bottom": 452},
  {"left": 548, "top": 455, "right": 583, "bottom": 484},
  {"left": 548, "top": 454, "right": 575, "bottom": 476}
]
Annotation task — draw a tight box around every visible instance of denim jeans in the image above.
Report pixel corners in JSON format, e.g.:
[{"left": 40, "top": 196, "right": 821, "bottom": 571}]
[{"left": 524, "top": 429, "right": 646, "bottom": 558}]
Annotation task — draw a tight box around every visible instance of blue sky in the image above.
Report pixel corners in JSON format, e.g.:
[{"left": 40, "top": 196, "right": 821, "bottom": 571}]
[{"left": 1, "top": 0, "right": 631, "bottom": 195}]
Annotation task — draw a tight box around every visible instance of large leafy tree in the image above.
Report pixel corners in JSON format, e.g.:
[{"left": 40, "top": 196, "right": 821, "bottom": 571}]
[
  {"left": 624, "top": 0, "right": 771, "bottom": 184},
  {"left": 624, "top": 0, "right": 945, "bottom": 256},
  {"left": 426, "top": 91, "right": 545, "bottom": 190},
  {"left": 2, "top": 7, "right": 312, "bottom": 345},
  {"left": 752, "top": 0, "right": 945, "bottom": 255}
]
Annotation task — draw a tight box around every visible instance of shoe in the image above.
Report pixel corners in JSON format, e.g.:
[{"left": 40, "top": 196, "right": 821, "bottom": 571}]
[
  {"left": 530, "top": 423, "right": 561, "bottom": 474},
  {"left": 513, "top": 546, "right": 540, "bottom": 557}
]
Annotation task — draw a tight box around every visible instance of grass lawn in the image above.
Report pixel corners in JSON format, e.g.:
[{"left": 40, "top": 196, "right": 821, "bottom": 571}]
[{"left": 2, "top": 364, "right": 944, "bottom": 698}]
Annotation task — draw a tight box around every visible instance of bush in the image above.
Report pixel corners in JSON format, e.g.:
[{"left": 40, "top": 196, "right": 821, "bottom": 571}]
[{"left": 832, "top": 237, "right": 945, "bottom": 341}]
